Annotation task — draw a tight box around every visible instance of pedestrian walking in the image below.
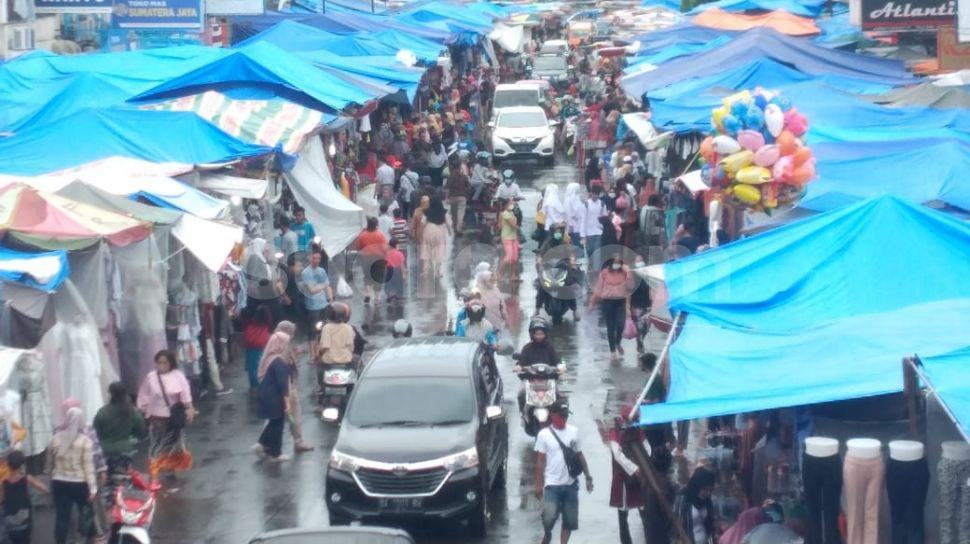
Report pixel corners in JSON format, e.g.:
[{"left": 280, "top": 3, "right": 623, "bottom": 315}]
[
  {"left": 427, "top": 137, "right": 448, "bottom": 187},
  {"left": 580, "top": 190, "right": 606, "bottom": 271},
  {"left": 589, "top": 254, "right": 635, "bottom": 361},
  {"left": 270, "top": 321, "right": 313, "bottom": 454},
  {"left": 357, "top": 216, "right": 389, "bottom": 306},
  {"left": 421, "top": 195, "right": 452, "bottom": 278},
  {"left": 290, "top": 207, "right": 316, "bottom": 254},
  {"left": 534, "top": 401, "right": 593, "bottom": 544},
  {"left": 564, "top": 182, "right": 585, "bottom": 259},
  {"left": 498, "top": 197, "right": 520, "bottom": 283},
  {"left": 49, "top": 407, "right": 98, "bottom": 544},
  {"left": 243, "top": 305, "right": 272, "bottom": 390},
  {"left": 254, "top": 331, "right": 293, "bottom": 463},
  {"left": 673, "top": 466, "right": 716, "bottom": 544},
  {"left": 383, "top": 238, "right": 407, "bottom": 303},
  {"left": 445, "top": 156, "right": 471, "bottom": 235},
  {"left": 57, "top": 398, "right": 109, "bottom": 541},
  {"left": 3, "top": 451, "right": 48, "bottom": 544},
  {"left": 136, "top": 350, "right": 195, "bottom": 483}
]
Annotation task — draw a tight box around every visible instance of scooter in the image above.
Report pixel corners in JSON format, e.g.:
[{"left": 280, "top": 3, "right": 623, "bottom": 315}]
[
  {"left": 318, "top": 321, "right": 366, "bottom": 423},
  {"left": 110, "top": 468, "right": 161, "bottom": 544},
  {"left": 536, "top": 264, "right": 582, "bottom": 325},
  {"left": 513, "top": 355, "right": 565, "bottom": 437}
]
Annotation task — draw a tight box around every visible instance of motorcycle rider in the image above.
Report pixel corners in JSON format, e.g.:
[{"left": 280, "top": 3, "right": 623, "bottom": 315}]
[
  {"left": 495, "top": 169, "right": 524, "bottom": 203},
  {"left": 470, "top": 151, "right": 493, "bottom": 202},
  {"left": 517, "top": 316, "right": 563, "bottom": 411},
  {"left": 317, "top": 302, "right": 357, "bottom": 398},
  {"left": 456, "top": 299, "right": 497, "bottom": 347},
  {"left": 560, "top": 95, "right": 580, "bottom": 121},
  {"left": 535, "top": 222, "right": 582, "bottom": 322}
]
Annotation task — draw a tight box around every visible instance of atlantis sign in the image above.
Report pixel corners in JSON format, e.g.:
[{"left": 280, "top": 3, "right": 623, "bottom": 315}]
[{"left": 860, "top": 0, "right": 956, "bottom": 29}]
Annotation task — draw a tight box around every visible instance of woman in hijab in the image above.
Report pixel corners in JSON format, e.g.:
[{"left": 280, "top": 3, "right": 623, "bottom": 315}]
[
  {"left": 475, "top": 270, "right": 505, "bottom": 330},
  {"left": 59, "top": 399, "right": 108, "bottom": 538},
  {"left": 673, "top": 466, "right": 716, "bottom": 544},
  {"left": 254, "top": 331, "right": 293, "bottom": 462},
  {"left": 541, "top": 185, "right": 567, "bottom": 229},
  {"left": 270, "top": 321, "right": 313, "bottom": 453},
  {"left": 563, "top": 182, "right": 585, "bottom": 259},
  {"left": 421, "top": 195, "right": 451, "bottom": 278},
  {"left": 49, "top": 407, "right": 97, "bottom": 544}
]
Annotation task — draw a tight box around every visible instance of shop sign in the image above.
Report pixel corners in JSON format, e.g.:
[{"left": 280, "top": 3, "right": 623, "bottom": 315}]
[
  {"left": 938, "top": 26, "right": 970, "bottom": 69},
  {"left": 112, "top": 0, "right": 203, "bottom": 29},
  {"left": 205, "top": 0, "right": 263, "bottom": 15},
  {"left": 34, "top": 0, "right": 111, "bottom": 14},
  {"left": 860, "top": 0, "right": 956, "bottom": 30}
]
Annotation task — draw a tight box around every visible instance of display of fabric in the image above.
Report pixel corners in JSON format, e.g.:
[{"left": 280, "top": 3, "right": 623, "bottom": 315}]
[
  {"left": 843, "top": 454, "right": 885, "bottom": 544},
  {"left": 886, "top": 456, "right": 928, "bottom": 544},
  {"left": 170, "top": 284, "right": 202, "bottom": 377},
  {"left": 1, "top": 283, "right": 55, "bottom": 349},
  {"left": 938, "top": 457, "right": 970, "bottom": 544},
  {"left": 16, "top": 352, "right": 51, "bottom": 457},
  {"left": 61, "top": 318, "right": 104, "bottom": 421},
  {"left": 803, "top": 452, "right": 842, "bottom": 544}
]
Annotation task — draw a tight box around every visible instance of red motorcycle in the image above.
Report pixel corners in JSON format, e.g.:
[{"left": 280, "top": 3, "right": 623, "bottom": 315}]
[{"left": 110, "top": 468, "right": 160, "bottom": 544}]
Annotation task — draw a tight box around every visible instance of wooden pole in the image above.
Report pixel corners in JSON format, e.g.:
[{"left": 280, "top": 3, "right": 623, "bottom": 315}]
[{"left": 622, "top": 432, "right": 691, "bottom": 544}]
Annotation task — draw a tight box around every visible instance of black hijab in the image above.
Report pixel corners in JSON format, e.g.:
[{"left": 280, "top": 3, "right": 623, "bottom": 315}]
[{"left": 686, "top": 466, "right": 715, "bottom": 510}]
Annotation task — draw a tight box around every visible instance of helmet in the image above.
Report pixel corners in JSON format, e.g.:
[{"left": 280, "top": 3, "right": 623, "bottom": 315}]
[
  {"left": 392, "top": 319, "right": 413, "bottom": 338},
  {"left": 476, "top": 151, "right": 491, "bottom": 164},
  {"left": 330, "top": 302, "right": 351, "bottom": 323},
  {"left": 467, "top": 301, "right": 485, "bottom": 322},
  {"left": 502, "top": 169, "right": 515, "bottom": 184},
  {"left": 528, "top": 316, "right": 551, "bottom": 339}
]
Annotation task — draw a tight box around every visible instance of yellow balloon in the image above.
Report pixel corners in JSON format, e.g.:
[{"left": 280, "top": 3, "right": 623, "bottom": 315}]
[
  {"left": 735, "top": 166, "right": 773, "bottom": 185},
  {"left": 719, "top": 150, "right": 754, "bottom": 175},
  {"left": 721, "top": 90, "right": 751, "bottom": 109},
  {"left": 732, "top": 183, "right": 761, "bottom": 204},
  {"left": 711, "top": 107, "right": 728, "bottom": 131}
]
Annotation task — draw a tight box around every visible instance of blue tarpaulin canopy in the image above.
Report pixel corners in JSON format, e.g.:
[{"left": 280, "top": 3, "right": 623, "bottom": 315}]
[
  {"left": 622, "top": 27, "right": 911, "bottom": 98},
  {"left": 297, "top": 50, "right": 425, "bottom": 101},
  {"left": 803, "top": 139, "right": 970, "bottom": 211},
  {"left": 641, "top": 196, "right": 970, "bottom": 424},
  {"left": 918, "top": 347, "right": 970, "bottom": 442},
  {"left": 133, "top": 42, "right": 379, "bottom": 111},
  {"left": 0, "top": 248, "right": 69, "bottom": 291},
  {"left": 0, "top": 108, "right": 271, "bottom": 176},
  {"left": 228, "top": 13, "right": 358, "bottom": 43},
  {"left": 629, "top": 36, "right": 734, "bottom": 69},
  {"left": 625, "top": 24, "right": 734, "bottom": 49},
  {"left": 236, "top": 20, "right": 399, "bottom": 57}
]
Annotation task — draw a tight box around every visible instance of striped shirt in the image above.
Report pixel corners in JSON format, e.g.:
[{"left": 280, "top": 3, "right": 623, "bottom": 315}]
[{"left": 392, "top": 219, "right": 409, "bottom": 245}]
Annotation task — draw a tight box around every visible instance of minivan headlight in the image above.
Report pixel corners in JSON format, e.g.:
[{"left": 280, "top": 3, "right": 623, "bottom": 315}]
[
  {"left": 329, "top": 450, "right": 361, "bottom": 472},
  {"left": 442, "top": 447, "right": 479, "bottom": 471}
]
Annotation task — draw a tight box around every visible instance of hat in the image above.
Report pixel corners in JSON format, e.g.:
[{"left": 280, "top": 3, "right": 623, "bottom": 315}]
[{"left": 550, "top": 400, "right": 571, "bottom": 416}]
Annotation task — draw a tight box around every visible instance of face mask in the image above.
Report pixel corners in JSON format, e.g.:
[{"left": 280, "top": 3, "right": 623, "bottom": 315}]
[
  {"left": 611, "top": 263, "right": 622, "bottom": 271},
  {"left": 553, "top": 232, "right": 563, "bottom": 241},
  {"left": 608, "top": 192, "right": 616, "bottom": 198},
  {"left": 503, "top": 179, "right": 512, "bottom": 185}
]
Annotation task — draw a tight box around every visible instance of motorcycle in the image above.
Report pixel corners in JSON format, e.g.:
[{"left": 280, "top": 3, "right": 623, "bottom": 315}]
[
  {"left": 536, "top": 263, "right": 582, "bottom": 325},
  {"left": 110, "top": 467, "right": 160, "bottom": 544},
  {"left": 513, "top": 355, "right": 565, "bottom": 437},
  {"left": 318, "top": 321, "right": 366, "bottom": 423}
]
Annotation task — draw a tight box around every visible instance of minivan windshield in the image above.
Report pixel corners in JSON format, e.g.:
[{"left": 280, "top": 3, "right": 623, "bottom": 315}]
[
  {"left": 346, "top": 377, "right": 476, "bottom": 427},
  {"left": 497, "top": 111, "right": 547, "bottom": 129},
  {"left": 494, "top": 89, "right": 539, "bottom": 109},
  {"left": 534, "top": 56, "right": 567, "bottom": 71}
]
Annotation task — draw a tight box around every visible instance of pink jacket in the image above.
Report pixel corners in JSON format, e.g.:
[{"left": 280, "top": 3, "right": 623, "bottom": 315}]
[{"left": 592, "top": 269, "right": 634, "bottom": 302}]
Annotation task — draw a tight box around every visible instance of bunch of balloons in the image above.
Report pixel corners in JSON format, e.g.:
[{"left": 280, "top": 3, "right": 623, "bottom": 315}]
[{"left": 698, "top": 88, "right": 816, "bottom": 211}]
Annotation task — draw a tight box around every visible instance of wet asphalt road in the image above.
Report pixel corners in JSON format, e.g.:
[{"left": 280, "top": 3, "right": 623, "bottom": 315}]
[{"left": 36, "top": 158, "right": 664, "bottom": 544}]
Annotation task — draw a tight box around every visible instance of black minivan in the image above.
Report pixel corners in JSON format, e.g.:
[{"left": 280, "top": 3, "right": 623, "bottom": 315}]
[{"left": 325, "top": 338, "right": 508, "bottom": 536}]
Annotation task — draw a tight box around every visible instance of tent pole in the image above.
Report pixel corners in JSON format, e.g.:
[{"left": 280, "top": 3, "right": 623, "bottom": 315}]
[
  {"left": 628, "top": 311, "right": 686, "bottom": 421},
  {"left": 908, "top": 357, "right": 970, "bottom": 445}
]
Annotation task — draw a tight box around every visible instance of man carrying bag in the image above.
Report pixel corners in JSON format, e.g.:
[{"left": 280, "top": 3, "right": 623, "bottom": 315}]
[{"left": 534, "top": 400, "right": 593, "bottom": 544}]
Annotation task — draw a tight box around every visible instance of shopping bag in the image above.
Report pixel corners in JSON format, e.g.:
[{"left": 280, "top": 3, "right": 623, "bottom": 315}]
[
  {"left": 622, "top": 317, "right": 638, "bottom": 339},
  {"left": 336, "top": 276, "right": 353, "bottom": 298}
]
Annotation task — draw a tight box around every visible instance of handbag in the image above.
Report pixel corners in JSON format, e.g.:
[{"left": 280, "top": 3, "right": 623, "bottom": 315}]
[
  {"left": 623, "top": 317, "right": 638, "bottom": 339},
  {"left": 157, "top": 372, "right": 187, "bottom": 431},
  {"left": 549, "top": 428, "right": 584, "bottom": 479}
]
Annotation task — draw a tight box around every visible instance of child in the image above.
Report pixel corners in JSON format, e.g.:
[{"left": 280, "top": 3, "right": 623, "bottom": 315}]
[
  {"left": 383, "top": 239, "right": 407, "bottom": 302},
  {"left": 243, "top": 305, "right": 272, "bottom": 390},
  {"left": 2, "top": 450, "right": 48, "bottom": 544},
  {"left": 377, "top": 204, "right": 394, "bottom": 240},
  {"left": 391, "top": 208, "right": 409, "bottom": 247}
]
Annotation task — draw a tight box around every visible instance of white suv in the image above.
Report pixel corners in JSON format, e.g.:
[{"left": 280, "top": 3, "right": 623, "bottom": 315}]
[{"left": 489, "top": 106, "right": 556, "bottom": 166}]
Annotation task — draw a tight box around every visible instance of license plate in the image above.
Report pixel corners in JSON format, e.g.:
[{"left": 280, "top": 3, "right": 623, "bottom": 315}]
[
  {"left": 529, "top": 380, "right": 548, "bottom": 391},
  {"left": 378, "top": 497, "right": 423, "bottom": 512},
  {"left": 324, "top": 387, "right": 347, "bottom": 395}
]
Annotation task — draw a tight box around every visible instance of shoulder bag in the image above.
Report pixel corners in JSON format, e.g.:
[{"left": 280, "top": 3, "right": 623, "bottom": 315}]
[
  {"left": 157, "top": 372, "right": 187, "bottom": 430},
  {"left": 549, "top": 428, "right": 584, "bottom": 479}
]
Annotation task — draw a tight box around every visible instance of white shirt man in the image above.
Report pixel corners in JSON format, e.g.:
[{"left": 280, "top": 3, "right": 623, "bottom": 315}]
[{"left": 376, "top": 160, "right": 395, "bottom": 189}]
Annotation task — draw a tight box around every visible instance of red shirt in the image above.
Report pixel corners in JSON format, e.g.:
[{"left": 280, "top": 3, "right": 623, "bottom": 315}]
[
  {"left": 385, "top": 248, "right": 405, "bottom": 269},
  {"left": 357, "top": 229, "right": 388, "bottom": 257}
]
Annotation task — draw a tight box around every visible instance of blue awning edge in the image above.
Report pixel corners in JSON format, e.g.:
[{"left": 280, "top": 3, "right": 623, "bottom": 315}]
[{"left": 0, "top": 247, "right": 70, "bottom": 291}]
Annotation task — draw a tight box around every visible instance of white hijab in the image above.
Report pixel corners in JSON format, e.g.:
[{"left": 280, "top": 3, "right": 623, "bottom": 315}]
[
  {"left": 564, "top": 182, "right": 584, "bottom": 229},
  {"left": 542, "top": 185, "right": 566, "bottom": 226},
  {"left": 52, "top": 407, "right": 85, "bottom": 455}
]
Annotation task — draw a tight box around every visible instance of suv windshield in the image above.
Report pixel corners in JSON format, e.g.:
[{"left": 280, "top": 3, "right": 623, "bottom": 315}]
[
  {"left": 347, "top": 377, "right": 476, "bottom": 427},
  {"left": 494, "top": 89, "right": 539, "bottom": 109},
  {"left": 497, "top": 111, "right": 547, "bottom": 129},
  {"left": 534, "top": 56, "right": 567, "bottom": 71}
]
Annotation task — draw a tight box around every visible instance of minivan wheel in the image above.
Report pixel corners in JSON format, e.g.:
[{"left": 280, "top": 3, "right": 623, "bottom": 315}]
[{"left": 468, "top": 485, "right": 489, "bottom": 536}]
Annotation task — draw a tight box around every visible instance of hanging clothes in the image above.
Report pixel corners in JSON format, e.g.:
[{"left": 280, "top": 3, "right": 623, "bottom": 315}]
[
  {"left": 16, "top": 353, "right": 51, "bottom": 457},
  {"left": 61, "top": 318, "right": 104, "bottom": 421},
  {"left": 169, "top": 285, "right": 202, "bottom": 377}
]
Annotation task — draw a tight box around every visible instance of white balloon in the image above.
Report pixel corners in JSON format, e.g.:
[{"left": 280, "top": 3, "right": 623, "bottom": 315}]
[
  {"left": 712, "top": 135, "right": 741, "bottom": 155},
  {"left": 765, "top": 104, "right": 784, "bottom": 138}
]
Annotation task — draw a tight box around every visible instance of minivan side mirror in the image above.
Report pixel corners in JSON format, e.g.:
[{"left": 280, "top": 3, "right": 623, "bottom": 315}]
[
  {"left": 485, "top": 405, "right": 503, "bottom": 420},
  {"left": 487, "top": 121, "right": 495, "bottom": 129}
]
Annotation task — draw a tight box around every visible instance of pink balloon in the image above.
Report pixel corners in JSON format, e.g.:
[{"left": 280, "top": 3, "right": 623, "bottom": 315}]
[
  {"left": 773, "top": 156, "right": 794, "bottom": 182},
  {"left": 736, "top": 130, "right": 765, "bottom": 152},
  {"left": 784, "top": 108, "right": 809, "bottom": 137},
  {"left": 754, "top": 144, "right": 781, "bottom": 167}
]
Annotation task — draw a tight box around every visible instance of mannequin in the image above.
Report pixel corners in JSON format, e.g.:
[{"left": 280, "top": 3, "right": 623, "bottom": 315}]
[
  {"left": 939, "top": 440, "right": 970, "bottom": 544},
  {"left": 15, "top": 352, "right": 51, "bottom": 457},
  {"left": 62, "top": 314, "right": 104, "bottom": 421},
  {"left": 886, "top": 440, "right": 928, "bottom": 544},
  {"left": 843, "top": 438, "right": 884, "bottom": 544},
  {"left": 802, "top": 437, "right": 841, "bottom": 544}
]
